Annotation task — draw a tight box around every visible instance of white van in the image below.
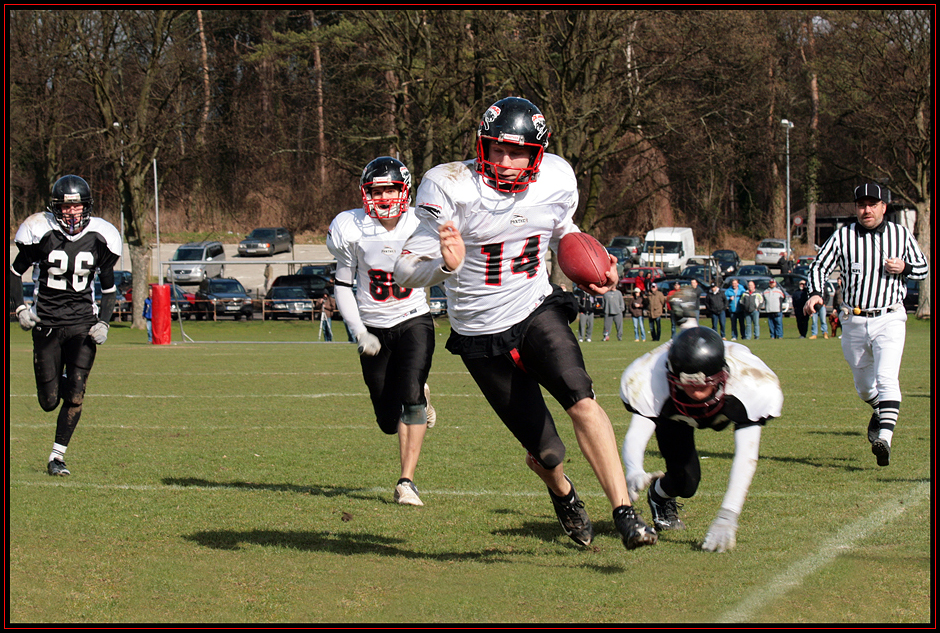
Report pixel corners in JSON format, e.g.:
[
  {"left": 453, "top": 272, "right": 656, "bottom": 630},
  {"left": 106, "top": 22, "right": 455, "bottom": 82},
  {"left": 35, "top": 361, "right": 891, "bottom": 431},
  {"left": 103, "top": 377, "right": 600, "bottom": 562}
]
[{"left": 639, "top": 227, "right": 695, "bottom": 275}]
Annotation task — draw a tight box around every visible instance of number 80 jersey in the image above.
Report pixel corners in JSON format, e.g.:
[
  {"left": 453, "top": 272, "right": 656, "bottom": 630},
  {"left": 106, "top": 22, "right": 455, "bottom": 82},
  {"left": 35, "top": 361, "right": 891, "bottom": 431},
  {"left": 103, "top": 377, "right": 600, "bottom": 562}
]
[{"left": 327, "top": 207, "right": 429, "bottom": 329}]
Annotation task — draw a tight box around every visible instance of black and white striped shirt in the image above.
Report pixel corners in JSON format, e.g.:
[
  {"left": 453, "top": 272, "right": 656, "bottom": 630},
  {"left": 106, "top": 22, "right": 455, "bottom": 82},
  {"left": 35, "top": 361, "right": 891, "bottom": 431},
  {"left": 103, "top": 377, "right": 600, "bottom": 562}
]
[{"left": 808, "top": 220, "right": 928, "bottom": 311}]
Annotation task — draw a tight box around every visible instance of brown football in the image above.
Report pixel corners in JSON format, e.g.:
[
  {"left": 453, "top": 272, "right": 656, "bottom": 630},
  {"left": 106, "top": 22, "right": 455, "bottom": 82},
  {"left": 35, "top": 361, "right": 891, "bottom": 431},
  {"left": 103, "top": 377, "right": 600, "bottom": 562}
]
[{"left": 557, "top": 232, "right": 610, "bottom": 287}]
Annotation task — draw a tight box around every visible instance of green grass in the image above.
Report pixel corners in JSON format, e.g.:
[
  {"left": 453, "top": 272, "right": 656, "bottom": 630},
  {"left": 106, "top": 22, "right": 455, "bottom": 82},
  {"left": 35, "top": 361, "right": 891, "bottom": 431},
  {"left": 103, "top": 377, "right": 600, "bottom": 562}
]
[{"left": 8, "top": 317, "right": 932, "bottom": 624}]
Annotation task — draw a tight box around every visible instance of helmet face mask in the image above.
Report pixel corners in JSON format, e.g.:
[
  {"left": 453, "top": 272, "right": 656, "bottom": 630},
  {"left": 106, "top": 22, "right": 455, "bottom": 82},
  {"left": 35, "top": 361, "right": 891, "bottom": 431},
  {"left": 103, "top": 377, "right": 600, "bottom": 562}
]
[
  {"left": 360, "top": 157, "right": 411, "bottom": 220},
  {"left": 666, "top": 327, "right": 728, "bottom": 418},
  {"left": 475, "top": 97, "right": 551, "bottom": 193},
  {"left": 49, "top": 175, "right": 93, "bottom": 235}
]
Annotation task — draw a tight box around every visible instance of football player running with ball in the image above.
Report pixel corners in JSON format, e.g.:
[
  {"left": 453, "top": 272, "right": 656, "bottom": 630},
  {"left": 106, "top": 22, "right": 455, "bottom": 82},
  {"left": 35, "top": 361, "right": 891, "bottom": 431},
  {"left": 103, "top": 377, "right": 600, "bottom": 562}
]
[
  {"left": 620, "top": 297, "right": 782, "bottom": 553},
  {"left": 9, "top": 175, "right": 123, "bottom": 477},
  {"left": 394, "top": 97, "right": 656, "bottom": 550},
  {"left": 327, "top": 157, "right": 437, "bottom": 506}
]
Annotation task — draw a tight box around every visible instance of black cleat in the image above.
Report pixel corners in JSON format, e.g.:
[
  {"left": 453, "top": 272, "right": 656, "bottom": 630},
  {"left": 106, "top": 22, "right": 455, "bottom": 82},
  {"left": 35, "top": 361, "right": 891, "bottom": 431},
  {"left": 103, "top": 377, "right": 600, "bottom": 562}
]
[
  {"left": 614, "top": 505, "right": 657, "bottom": 550},
  {"left": 47, "top": 459, "right": 70, "bottom": 476},
  {"left": 547, "top": 476, "right": 594, "bottom": 546},
  {"left": 647, "top": 487, "right": 686, "bottom": 532},
  {"left": 872, "top": 439, "right": 891, "bottom": 467},
  {"left": 867, "top": 412, "right": 880, "bottom": 444}
]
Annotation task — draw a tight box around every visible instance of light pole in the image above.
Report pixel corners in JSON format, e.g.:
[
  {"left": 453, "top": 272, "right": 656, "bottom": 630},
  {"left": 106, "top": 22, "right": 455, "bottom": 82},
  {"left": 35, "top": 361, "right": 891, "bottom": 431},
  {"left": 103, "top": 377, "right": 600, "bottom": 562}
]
[
  {"left": 780, "top": 118, "right": 794, "bottom": 261},
  {"left": 113, "top": 122, "right": 125, "bottom": 271}
]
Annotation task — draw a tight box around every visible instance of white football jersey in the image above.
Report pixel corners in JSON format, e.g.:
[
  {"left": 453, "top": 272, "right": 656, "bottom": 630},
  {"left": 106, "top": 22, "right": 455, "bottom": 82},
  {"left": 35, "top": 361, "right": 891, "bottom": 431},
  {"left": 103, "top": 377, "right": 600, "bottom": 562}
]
[
  {"left": 327, "top": 207, "right": 429, "bottom": 329},
  {"left": 620, "top": 340, "right": 783, "bottom": 428},
  {"left": 402, "top": 154, "right": 579, "bottom": 335}
]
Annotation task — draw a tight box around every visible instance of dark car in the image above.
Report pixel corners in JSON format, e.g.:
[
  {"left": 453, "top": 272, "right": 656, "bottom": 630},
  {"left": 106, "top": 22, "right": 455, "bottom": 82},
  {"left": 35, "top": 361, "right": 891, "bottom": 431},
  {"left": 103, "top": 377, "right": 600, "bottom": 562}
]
[
  {"left": 905, "top": 278, "right": 920, "bottom": 312},
  {"left": 126, "top": 283, "right": 197, "bottom": 320},
  {"left": 737, "top": 264, "right": 772, "bottom": 277},
  {"left": 296, "top": 263, "right": 336, "bottom": 279},
  {"left": 271, "top": 273, "right": 330, "bottom": 301},
  {"left": 238, "top": 227, "right": 293, "bottom": 257},
  {"left": 609, "top": 236, "right": 643, "bottom": 263},
  {"left": 606, "top": 247, "right": 629, "bottom": 277},
  {"left": 660, "top": 277, "right": 708, "bottom": 314},
  {"left": 428, "top": 284, "right": 447, "bottom": 317},
  {"left": 679, "top": 262, "right": 720, "bottom": 286},
  {"left": 792, "top": 264, "right": 812, "bottom": 277},
  {"left": 94, "top": 279, "right": 131, "bottom": 321},
  {"left": 712, "top": 249, "right": 741, "bottom": 276},
  {"left": 263, "top": 286, "right": 313, "bottom": 320},
  {"left": 195, "top": 277, "right": 254, "bottom": 320}
]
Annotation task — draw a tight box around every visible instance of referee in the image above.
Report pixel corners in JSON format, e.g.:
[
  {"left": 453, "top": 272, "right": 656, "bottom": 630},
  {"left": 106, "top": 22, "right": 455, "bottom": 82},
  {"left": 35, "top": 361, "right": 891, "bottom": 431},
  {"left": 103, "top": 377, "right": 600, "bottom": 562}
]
[{"left": 805, "top": 183, "right": 928, "bottom": 467}]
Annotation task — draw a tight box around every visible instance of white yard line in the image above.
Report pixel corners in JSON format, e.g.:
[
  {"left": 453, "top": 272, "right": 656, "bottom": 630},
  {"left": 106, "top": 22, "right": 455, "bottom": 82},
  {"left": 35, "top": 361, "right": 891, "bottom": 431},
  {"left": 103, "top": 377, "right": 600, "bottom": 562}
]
[{"left": 718, "top": 480, "right": 930, "bottom": 623}]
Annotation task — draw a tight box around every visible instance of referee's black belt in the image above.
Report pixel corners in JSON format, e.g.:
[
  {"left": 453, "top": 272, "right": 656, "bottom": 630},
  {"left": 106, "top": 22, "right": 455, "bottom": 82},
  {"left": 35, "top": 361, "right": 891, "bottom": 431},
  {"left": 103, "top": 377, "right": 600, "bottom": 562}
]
[{"left": 846, "top": 305, "right": 902, "bottom": 318}]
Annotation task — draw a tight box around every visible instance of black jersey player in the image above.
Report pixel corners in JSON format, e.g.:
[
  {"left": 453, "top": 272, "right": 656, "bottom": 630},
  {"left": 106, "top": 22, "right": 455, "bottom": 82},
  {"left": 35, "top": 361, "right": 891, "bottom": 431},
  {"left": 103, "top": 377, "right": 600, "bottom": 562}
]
[{"left": 9, "top": 175, "right": 123, "bottom": 476}]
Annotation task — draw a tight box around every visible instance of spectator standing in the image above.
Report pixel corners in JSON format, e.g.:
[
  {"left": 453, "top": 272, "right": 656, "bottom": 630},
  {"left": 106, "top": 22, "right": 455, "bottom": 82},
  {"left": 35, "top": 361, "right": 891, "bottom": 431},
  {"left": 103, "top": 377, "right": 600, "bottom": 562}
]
[
  {"left": 791, "top": 279, "right": 810, "bottom": 338},
  {"left": 724, "top": 278, "right": 746, "bottom": 341},
  {"left": 628, "top": 288, "right": 646, "bottom": 342},
  {"left": 704, "top": 282, "right": 727, "bottom": 339},
  {"left": 810, "top": 279, "right": 830, "bottom": 339},
  {"left": 317, "top": 288, "right": 336, "bottom": 342},
  {"left": 646, "top": 282, "right": 666, "bottom": 342},
  {"left": 762, "top": 279, "right": 786, "bottom": 339},
  {"left": 603, "top": 287, "right": 625, "bottom": 342},
  {"left": 741, "top": 280, "right": 763, "bottom": 340},
  {"left": 666, "top": 281, "right": 682, "bottom": 337},
  {"left": 143, "top": 287, "right": 153, "bottom": 343},
  {"left": 575, "top": 287, "right": 595, "bottom": 343}
]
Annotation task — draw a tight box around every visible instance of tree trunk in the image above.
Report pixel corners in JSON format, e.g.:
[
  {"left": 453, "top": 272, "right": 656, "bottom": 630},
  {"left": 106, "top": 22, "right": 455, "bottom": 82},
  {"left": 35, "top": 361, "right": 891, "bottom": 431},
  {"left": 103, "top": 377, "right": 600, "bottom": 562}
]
[
  {"left": 129, "top": 244, "right": 152, "bottom": 329},
  {"left": 914, "top": 199, "right": 931, "bottom": 319}
]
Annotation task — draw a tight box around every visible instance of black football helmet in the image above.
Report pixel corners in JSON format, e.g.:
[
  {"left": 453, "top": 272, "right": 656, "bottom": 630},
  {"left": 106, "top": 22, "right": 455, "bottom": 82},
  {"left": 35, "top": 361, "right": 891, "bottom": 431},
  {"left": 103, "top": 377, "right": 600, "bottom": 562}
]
[
  {"left": 666, "top": 327, "right": 729, "bottom": 418},
  {"left": 49, "top": 175, "right": 93, "bottom": 235},
  {"left": 360, "top": 157, "right": 411, "bottom": 220},
  {"left": 475, "top": 97, "right": 551, "bottom": 193}
]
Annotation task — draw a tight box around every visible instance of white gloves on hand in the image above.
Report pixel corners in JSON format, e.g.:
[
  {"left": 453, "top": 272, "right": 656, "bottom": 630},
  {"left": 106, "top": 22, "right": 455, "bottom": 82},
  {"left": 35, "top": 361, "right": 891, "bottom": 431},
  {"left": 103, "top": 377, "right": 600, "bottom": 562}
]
[
  {"left": 626, "top": 470, "right": 664, "bottom": 504},
  {"left": 702, "top": 507, "right": 739, "bottom": 553},
  {"left": 89, "top": 321, "right": 110, "bottom": 345},
  {"left": 356, "top": 331, "right": 381, "bottom": 356},
  {"left": 16, "top": 305, "right": 41, "bottom": 331}
]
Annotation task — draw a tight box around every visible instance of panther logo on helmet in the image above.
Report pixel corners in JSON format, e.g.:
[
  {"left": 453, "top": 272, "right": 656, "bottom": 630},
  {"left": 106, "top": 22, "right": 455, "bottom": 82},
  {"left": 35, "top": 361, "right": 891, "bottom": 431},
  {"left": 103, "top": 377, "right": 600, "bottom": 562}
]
[{"left": 481, "top": 105, "right": 500, "bottom": 131}]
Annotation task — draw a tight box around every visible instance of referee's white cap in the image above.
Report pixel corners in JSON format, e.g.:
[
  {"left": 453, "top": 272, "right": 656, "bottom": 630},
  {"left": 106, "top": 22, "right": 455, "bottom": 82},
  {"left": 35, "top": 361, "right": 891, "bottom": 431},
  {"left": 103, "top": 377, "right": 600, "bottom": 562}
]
[{"left": 854, "top": 183, "right": 890, "bottom": 203}]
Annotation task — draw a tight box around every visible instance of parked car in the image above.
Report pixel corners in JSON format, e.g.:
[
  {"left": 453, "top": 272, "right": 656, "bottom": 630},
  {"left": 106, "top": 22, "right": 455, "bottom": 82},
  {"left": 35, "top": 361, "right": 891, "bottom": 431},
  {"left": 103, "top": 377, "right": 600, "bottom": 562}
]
[
  {"left": 796, "top": 255, "right": 816, "bottom": 266},
  {"left": 263, "top": 286, "right": 313, "bottom": 320},
  {"left": 905, "top": 278, "right": 920, "bottom": 312},
  {"left": 608, "top": 236, "right": 643, "bottom": 263},
  {"left": 737, "top": 264, "right": 772, "bottom": 277},
  {"left": 195, "top": 277, "right": 253, "bottom": 320},
  {"left": 712, "top": 249, "right": 741, "bottom": 276},
  {"left": 679, "top": 260, "right": 721, "bottom": 285},
  {"left": 755, "top": 238, "right": 790, "bottom": 270},
  {"left": 296, "top": 263, "right": 336, "bottom": 279},
  {"left": 126, "top": 283, "right": 196, "bottom": 320},
  {"left": 617, "top": 266, "right": 665, "bottom": 293},
  {"left": 94, "top": 279, "right": 131, "bottom": 321},
  {"left": 428, "top": 284, "right": 447, "bottom": 317},
  {"left": 112, "top": 270, "right": 134, "bottom": 295},
  {"left": 167, "top": 241, "right": 226, "bottom": 284},
  {"left": 606, "top": 247, "right": 628, "bottom": 277},
  {"left": 792, "top": 264, "right": 813, "bottom": 277},
  {"left": 238, "top": 227, "right": 293, "bottom": 257},
  {"left": 270, "top": 273, "right": 330, "bottom": 301}
]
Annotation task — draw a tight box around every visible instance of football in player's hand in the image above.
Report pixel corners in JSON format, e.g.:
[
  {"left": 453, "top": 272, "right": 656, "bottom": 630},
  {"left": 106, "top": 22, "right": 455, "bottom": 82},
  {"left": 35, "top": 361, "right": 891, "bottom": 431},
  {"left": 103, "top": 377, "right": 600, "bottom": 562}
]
[{"left": 557, "top": 232, "right": 610, "bottom": 288}]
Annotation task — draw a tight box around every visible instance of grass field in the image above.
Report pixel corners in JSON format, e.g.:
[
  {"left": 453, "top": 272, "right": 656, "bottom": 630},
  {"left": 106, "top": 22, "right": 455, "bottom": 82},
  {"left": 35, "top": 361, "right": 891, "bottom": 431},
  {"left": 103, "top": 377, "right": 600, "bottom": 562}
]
[{"left": 7, "top": 316, "right": 933, "bottom": 624}]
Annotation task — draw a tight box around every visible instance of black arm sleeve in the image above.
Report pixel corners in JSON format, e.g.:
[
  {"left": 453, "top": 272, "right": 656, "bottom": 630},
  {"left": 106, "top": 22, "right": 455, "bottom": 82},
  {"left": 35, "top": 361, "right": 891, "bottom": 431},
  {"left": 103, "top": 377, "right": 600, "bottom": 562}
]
[
  {"left": 98, "top": 291, "right": 116, "bottom": 324},
  {"left": 8, "top": 268, "right": 25, "bottom": 310}
]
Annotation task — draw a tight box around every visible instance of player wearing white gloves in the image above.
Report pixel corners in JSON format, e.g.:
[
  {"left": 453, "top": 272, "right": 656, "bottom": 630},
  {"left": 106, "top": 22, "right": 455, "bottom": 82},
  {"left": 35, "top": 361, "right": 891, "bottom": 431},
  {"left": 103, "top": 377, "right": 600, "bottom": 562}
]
[
  {"left": 620, "top": 325, "right": 782, "bottom": 552},
  {"left": 327, "top": 157, "right": 437, "bottom": 506},
  {"left": 9, "top": 175, "right": 122, "bottom": 476}
]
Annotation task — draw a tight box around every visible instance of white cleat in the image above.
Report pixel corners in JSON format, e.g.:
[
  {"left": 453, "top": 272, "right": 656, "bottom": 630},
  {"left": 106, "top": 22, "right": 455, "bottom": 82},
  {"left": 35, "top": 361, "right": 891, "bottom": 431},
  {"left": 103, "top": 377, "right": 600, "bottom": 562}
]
[{"left": 394, "top": 480, "right": 424, "bottom": 506}]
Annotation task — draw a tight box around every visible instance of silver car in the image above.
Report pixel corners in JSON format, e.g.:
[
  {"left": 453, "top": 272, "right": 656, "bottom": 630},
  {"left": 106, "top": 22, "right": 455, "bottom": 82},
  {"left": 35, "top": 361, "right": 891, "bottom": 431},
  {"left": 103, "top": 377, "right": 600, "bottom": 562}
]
[
  {"left": 167, "top": 241, "right": 226, "bottom": 284},
  {"left": 238, "top": 227, "right": 293, "bottom": 256}
]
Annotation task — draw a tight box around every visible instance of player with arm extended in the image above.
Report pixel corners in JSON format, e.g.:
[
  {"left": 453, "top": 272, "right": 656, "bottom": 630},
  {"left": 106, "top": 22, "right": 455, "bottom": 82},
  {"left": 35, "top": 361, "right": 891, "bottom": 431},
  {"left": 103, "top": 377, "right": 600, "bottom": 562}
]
[
  {"left": 8, "top": 175, "right": 122, "bottom": 476},
  {"left": 394, "top": 97, "right": 656, "bottom": 549},
  {"left": 620, "top": 304, "right": 782, "bottom": 553},
  {"left": 327, "top": 157, "right": 437, "bottom": 506}
]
